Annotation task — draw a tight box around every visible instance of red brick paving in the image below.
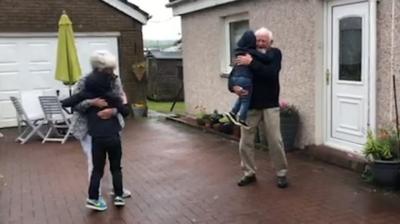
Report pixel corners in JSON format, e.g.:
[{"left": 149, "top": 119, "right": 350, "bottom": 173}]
[{"left": 1, "top": 117, "right": 400, "bottom": 224}]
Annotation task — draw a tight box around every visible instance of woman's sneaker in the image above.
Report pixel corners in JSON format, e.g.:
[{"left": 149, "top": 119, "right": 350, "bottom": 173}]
[
  {"left": 86, "top": 197, "right": 107, "bottom": 211},
  {"left": 114, "top": 196, "right": 125, "bottom": 207},
  {"left": 110, "top": 189, "right": 132, "bottom": 198},
  {"left": 225, "top": 112, "right": 239, "bottom": 125}
]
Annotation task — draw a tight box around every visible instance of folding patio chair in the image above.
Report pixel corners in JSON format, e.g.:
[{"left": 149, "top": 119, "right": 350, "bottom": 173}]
[
  {"left": 10, "top": 96, "right": 45, "bottom": 144},
  {"left": 39, "top": 96, "right": 73, "bottom": 144}
]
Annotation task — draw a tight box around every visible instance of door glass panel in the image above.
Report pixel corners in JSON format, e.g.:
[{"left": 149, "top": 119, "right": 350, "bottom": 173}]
[{"left": 339, "top": 17, "right": 362, "bottom": 81}]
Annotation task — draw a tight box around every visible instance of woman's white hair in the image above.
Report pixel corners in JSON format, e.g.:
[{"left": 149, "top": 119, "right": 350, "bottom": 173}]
[
  {"left": 255, "top": 27, "right": 273, "bottom": 41},
  {"left": 90, "top": 50, "right": 117, "bottom": 70}
]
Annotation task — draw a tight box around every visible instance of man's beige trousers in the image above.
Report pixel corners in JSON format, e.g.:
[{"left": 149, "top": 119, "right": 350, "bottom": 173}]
[{"left": 239, "top": 108, "right": 288, "bottom": 177}]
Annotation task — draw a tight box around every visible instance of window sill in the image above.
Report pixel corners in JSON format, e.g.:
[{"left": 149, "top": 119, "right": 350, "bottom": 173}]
[{"left": 219, "top": 72, "right": 230, "bottom": 78}]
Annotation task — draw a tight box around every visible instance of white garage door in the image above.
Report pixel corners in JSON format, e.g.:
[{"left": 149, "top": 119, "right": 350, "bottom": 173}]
[{"left": 0, "top": 34, "right": 119, "bottom": 128}]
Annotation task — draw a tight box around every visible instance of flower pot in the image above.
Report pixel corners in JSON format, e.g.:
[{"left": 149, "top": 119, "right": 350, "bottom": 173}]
[
  {"left": 370, "top": 160, "right": 400, "bottom": 187},
  {"left": 132, "top": 106, "right": 147, "bottom": 117},
  {"left": 280, "top": 114, "right": 299, "bottom": 151}
]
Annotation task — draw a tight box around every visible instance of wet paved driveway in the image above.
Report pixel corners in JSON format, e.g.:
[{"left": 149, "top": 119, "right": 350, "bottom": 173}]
[{"left": 1, "top": 117, "right": 400, "bottom": 224}]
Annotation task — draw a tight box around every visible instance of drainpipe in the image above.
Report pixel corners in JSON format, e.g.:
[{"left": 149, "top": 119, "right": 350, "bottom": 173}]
[
  {"left": 390, "top": 0, "right": 396, "bottom": 123},
  {"left": 369, "top": 0, "right": 377, "bottom": 131}
]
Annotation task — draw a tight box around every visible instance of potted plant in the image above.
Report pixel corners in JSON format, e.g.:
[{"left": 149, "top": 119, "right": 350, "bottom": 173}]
[
  {"left": 279, "top": 100, "right": 299, "bottom": 151},
  {"left": 132, "top": 102, "right": 148, "bottom": 117},
  {"left": 363, "top": 128, "right": 400, "bottom": 187}
]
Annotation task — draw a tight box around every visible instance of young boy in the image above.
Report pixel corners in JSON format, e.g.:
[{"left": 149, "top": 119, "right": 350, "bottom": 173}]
[
  {"left": 226, "top": 30, "right": 273, "bottom": 129},
  {"left": 62, "top": 69, "right": 129, "bottom": 211}
]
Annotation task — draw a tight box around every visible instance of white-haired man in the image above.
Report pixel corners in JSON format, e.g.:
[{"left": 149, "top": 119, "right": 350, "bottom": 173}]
[
  {"left": 234, "top": 27, "right": 289, "bottom": 188},
  {"left": 69, "top": 50, "right": 131, "bottom": 211}
]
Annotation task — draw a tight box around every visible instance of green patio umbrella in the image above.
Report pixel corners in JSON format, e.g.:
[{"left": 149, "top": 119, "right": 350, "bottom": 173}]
[{"left": 55, "top": 11, "right": 81, "bottom": 95}]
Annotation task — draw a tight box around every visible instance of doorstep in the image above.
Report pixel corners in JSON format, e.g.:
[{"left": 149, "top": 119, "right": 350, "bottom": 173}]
[
  {"left": 301, "top": 145, "right": 367, "bottom": 173},
  {"left": 166, "top": 115, "right": 367, "bottom": 173}
]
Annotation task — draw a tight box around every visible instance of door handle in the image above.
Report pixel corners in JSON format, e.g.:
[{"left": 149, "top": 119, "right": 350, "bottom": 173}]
[{"left": 326, "top": 69, "right": 331, "bottom": 85}]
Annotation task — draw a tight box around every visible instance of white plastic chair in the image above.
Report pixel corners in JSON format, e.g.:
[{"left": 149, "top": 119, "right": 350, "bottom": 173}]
[
  {"left": 20, "top": 90, "right": 45, "bottom": 122},
  {"left": 10, "top": 96, "right": 45, "bottom": 144},
  {"left": 39, "top": 96, "right": 73, "bottom": 144}
]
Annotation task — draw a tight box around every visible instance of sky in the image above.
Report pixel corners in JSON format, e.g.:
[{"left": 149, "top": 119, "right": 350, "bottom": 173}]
[{"left": 128, "top": 0, "right": 181, "bottom": 41}]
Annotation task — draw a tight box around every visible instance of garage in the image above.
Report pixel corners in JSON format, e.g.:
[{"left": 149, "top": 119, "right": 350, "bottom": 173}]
[
  {"left": 0, "top": 0, "right": 149, "bottom": 128},
  {"left": 0, "top": 34, "right": 119, "bottom": 127}
]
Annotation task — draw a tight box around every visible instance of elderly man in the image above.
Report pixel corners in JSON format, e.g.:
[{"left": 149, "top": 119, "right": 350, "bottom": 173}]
[
  {"left": 234, "top": 27, "right": 289, "bottom": 188},
  {"left": 69, "top": 50, "right": 131, "bottom": 210}
]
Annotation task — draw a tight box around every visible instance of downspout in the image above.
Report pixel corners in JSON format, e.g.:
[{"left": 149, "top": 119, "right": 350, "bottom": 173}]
[
  {"left": 390, "top": 0, "right": 396, "bottom": 123},
  {"left": 369, "top": 0, "right": 377, "bottom": 131}
]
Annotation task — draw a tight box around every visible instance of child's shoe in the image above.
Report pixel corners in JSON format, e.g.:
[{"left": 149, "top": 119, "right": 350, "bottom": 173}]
[
  {"left": 110, "top": 189, "right": 132, "bottom": 198},
  {"left": 86, "top": 197, "right": 107, "bottom": 211},
  {"left": 225, "top": 112, "right": 239, "bottom": 125},
  {"left": 238, "top": 120, "right": 250, "bottom": 129}
]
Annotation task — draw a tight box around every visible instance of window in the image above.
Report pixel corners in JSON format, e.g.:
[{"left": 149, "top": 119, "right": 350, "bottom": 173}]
[{"left": 222, "top": 14, "right": 249, "bottom": 74}]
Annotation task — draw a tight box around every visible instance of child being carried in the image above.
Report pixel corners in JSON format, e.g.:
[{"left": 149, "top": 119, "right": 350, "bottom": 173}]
[{"left": 226, "top": 30, "right": 273, "bottom": 129}]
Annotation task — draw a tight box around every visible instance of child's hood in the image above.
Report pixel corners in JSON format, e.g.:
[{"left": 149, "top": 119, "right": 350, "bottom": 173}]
[{"left": 237, "top": 30, "right": 256, "bottom": 49}]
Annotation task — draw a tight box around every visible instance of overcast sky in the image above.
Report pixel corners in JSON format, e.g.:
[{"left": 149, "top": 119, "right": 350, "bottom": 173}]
[{"left": 128, "top": 0, "right": 181, "bottom": 40}]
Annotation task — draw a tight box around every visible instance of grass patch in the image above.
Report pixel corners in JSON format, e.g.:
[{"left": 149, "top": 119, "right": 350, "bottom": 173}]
[{"left": 147, "top": 100, "right": 186, "bottom": 114}]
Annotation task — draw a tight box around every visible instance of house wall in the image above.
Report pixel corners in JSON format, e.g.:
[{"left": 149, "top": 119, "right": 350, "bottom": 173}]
[
  {"left": 0, "top": 0, "right": 146, "bottom": 103},
  {"left": 181, "top": 0, "right": 324, "bottom": 147},
  {"left": 376, "top": 0, "right": 400, "bottom": 128}
]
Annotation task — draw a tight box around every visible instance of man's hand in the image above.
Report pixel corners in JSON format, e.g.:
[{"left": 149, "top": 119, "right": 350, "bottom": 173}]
[
  {"left": 232, "top": 85, "right": 248, "bottom": 97},
  {"left": 235, "top": 53, "right": 253, "bottom": 66},
  {"left": 97, "top": 108, "right": 115, "bottom": 119},
  {"left": 90, "top": 98, "right": 108, "bottom": 108}
]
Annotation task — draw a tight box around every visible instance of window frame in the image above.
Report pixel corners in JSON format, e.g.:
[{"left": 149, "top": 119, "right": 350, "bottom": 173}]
[{"left": 221, "top": 13, "right": 249, "bottom": 75}]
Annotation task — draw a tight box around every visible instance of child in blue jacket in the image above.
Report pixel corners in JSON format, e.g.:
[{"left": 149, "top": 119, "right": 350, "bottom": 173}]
[{"left": 226, "top": 30, "right": 273, "bottom": 128}]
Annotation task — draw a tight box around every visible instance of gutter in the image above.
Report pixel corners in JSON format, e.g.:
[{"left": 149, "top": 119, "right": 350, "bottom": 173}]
[{"left": 166, "top": 0, "right": 189, "bottom": 7}]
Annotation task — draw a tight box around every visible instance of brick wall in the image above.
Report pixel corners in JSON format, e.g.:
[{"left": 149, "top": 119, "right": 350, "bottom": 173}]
[{"left": 0, "top": 0, "right": 146, "bottom": 103}]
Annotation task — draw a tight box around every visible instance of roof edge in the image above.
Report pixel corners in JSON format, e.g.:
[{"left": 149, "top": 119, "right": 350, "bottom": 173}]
[
  {"left": 166, "top": 0, "right": 189, "bottom": 7},
  {"left": 166, "top": 0, "right": 242, "bottom": 16},
  {"left": 100, "top": 0, "right": 150, "bottom": 24}
]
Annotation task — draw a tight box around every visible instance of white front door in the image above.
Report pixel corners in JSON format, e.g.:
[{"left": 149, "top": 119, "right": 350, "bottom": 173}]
[
  {"left": 0, "top": 35, "right": 119, "bottom": 128},
  {"left": 326, "top": 1, "right": 370, "bottom": 151}
]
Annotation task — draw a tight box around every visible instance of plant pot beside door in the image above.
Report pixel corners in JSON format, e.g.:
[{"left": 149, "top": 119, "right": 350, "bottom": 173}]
[
  {"left": 363, "top": 129, "right": 400, "bottom": 188},
  {"left": 370, "top": 160, "right": 400, "bottom": 187}
]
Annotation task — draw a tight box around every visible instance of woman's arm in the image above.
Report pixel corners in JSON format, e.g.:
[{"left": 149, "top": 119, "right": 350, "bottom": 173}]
[{"left": 73, "top": 75, "right": 108, "bottom": 113}]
